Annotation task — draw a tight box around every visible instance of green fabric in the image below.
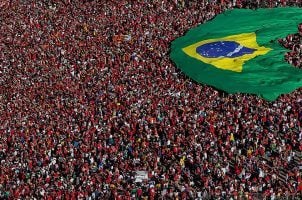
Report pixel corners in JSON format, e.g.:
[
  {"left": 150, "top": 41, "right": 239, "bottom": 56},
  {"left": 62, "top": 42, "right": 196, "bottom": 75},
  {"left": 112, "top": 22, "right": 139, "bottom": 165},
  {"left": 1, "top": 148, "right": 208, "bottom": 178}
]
[{"left": 170, "top": 7, "right": 302, "bottom": 101}]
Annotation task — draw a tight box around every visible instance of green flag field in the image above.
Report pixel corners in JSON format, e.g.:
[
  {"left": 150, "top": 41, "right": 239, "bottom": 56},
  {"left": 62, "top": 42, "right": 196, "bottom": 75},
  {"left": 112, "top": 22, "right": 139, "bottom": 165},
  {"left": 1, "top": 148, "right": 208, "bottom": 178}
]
[{"left": 170, "top": 7, "right": 302, "bottom": 101}]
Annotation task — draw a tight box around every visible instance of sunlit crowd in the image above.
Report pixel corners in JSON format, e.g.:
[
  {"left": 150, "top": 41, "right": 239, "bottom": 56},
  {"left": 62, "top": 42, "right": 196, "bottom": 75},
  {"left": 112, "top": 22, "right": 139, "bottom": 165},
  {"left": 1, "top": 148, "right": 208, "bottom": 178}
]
[{"left": 0, "top": 0, "right": 302, "bottom": 199}]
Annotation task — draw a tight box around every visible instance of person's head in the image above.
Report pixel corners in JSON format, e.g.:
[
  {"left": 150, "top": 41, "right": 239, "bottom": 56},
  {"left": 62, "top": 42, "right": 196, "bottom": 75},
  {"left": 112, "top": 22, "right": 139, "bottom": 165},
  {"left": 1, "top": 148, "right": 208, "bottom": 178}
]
[{"left": 298, "top": 23, "right": 302, "bottom": 36}]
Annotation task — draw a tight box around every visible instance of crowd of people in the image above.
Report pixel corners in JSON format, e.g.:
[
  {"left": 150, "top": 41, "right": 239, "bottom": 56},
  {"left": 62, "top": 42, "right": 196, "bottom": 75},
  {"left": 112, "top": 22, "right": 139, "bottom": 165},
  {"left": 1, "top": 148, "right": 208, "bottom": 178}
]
[
  {"left": 1, "top": 0, "right": 302, "bottom": 199},
  {"left": 279, "top": 23, "right": 302, "bottom": 68}
]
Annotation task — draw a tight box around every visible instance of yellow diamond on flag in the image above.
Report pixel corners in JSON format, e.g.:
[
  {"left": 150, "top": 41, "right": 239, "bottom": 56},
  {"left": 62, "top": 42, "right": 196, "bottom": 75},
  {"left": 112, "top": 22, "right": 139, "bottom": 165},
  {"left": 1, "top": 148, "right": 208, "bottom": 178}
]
[{"left": 182, "top": 33, "right": 271, "bottom": 72}]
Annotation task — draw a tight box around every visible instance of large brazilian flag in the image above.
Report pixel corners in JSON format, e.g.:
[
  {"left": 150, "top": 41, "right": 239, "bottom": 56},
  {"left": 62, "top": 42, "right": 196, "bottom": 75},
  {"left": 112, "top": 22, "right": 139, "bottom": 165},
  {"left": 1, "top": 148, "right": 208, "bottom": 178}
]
[{"left": 170, "top": 7, "right": 302, "bottom": 101}]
